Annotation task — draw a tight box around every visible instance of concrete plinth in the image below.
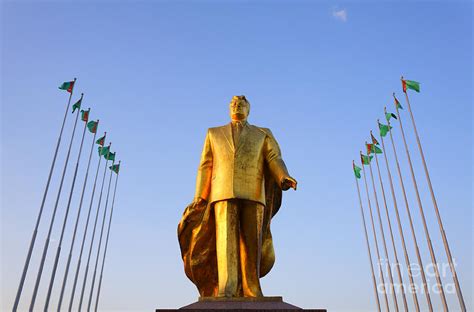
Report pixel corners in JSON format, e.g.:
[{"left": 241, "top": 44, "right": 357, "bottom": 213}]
[{"left": 156, "top": 296, "right": 326, "bottom": 312}]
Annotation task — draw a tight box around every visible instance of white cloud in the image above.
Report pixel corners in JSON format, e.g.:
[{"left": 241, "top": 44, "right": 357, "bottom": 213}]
[{"left": 333, "top": 8, "right": 347, "bottom": 22}]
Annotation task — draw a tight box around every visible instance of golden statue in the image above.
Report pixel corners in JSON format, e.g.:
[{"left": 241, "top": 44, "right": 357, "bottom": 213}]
[{"left": 178, "top": 95, "right": 297, "bottom": 298}]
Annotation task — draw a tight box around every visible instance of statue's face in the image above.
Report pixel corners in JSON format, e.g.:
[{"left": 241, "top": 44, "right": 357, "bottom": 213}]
[{"left": 229, "top": 96, "right": 250, "bottom": 121}]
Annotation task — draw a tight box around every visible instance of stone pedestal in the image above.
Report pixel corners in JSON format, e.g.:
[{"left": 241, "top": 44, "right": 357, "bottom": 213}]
[{"left": 156, "top": 296, "right": 326, "bottom": 312}]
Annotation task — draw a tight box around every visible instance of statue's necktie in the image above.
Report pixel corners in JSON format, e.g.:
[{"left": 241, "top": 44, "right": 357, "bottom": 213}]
[{"left": 232, "top": 122, "right": 243, "bottom": 146}]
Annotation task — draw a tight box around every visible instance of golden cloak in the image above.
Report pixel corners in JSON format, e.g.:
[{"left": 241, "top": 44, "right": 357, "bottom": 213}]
[{"left": 177, "top": 167, "right": 282, "bottom": 297}]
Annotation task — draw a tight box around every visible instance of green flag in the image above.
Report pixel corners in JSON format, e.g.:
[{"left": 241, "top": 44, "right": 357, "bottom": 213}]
[
  {"left": 367, "top": 143, "right": 382, "bottom": 155},
  {"left": 98, "top": 145, "right": 110, "bottom": 156},
  {"left": 96, "top": 134, "right": 105, "bottom": 146},
  {"left": 385, "top": 112, "right": 397, "bottom": 121},
  {"left": 394, "top": 95, "right": 403, "bottom": 110},
  {"left": 104, "top": 152, "right": 115, "bottom": 161},
  {"left": 353, "top": 163, "right": 361, "bottom": 179},
  {"left": 81, "top": 109, "right": 89, "bottom": 122},
  {"left": 59, "top": 80, "right": 75, "bottom": 93},
  {"left": 361, "top": 154, "right": 373, "bottom": 165},
  {"left": 110, "top": 164, "right": 120, "bottom": 174},
  {"left": 87, "top": 120, "right": 98, "bottom": 133},
  {"left": 379, "top": 122, "right": 392, "bottom": 137},
  {"left": 402, "top": 79, "right": 420, "bottom": 93},
  {"left": 371, "top": 133, "right": 379, "bottom": 145},
  {"left": 72, "top": 98, "right": 81, "bottom": 113}
]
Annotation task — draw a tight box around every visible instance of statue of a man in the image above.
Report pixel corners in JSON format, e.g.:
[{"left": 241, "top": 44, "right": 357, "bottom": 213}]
[{"left": 178, "top": 95, "right": 297, "bottom": 298}]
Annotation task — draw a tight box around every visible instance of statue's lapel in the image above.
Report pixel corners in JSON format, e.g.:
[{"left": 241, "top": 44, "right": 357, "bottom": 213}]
[
  {"left": 235, "top": 123, "right": 250, "bottom": 153},
  {"left": 221, "top": 123, "right": 235, "bottom": 152}
]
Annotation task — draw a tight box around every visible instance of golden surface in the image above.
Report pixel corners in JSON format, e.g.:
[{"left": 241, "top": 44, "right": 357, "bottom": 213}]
[{"left": 178, "top": 96, "right": 296, "bottom": 298}]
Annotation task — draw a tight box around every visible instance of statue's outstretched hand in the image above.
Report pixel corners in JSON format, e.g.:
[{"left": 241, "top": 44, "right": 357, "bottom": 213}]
[{"left": 282, "top": 176, "right": 297, "bottom": 191}]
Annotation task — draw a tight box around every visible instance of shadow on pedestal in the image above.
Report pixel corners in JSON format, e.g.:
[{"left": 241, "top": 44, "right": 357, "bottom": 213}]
[{"left": 156, "top": 296, "right": 327, "bottom": 312}]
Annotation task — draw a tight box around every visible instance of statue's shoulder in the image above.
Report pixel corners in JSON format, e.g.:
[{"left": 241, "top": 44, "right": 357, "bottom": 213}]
[
  {"left": 252, "top": 125, "right": 274, "bottom": 137},
  {"left": 205, "top": 124, "right": 229, "bottom": 137},
  {"left": 207, "top": 124, "right": 227, "bottom": 133}
]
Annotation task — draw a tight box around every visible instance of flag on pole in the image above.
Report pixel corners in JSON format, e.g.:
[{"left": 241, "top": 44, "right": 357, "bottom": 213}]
[
  {"left": 402, "top": 79, "right": 420, "bottom": 93},
  {"left": 385, "top": 112, "right": 397, "bottom": 121},
  {"left": 109, "top": 164, "right": 120, "bottom": 174},
  {"left": 367, "top": 143, "right": 383, "bottom": 155},
  {"left": 371, "top": 133, "right": 380, "bottom": 145},
  {"left": 353, "top": 163, "right": 361, "bottom": 179},
  {"left": 361, "top": 154, "right": 373, "bottom": 165},
  {"left": 72, "top": 98, "right": 82, "bottom": 113},
  {"left": 87, "top": 121, "right": 98, "bottom": 133},
  {"left": 104, "top": 152, "right": 115, "bottom": 161},
  {"left": 59, "top": 81, "right": 75, "bottom": 93},
  {"left": 81, "top": 110, "right": 89, "bottom": 122},
  {"left": 378, "top": 122, "right": 392, "bottom": 137},
  {"left": 393, "top": 95, "right": 403, "bottom": 110},
  {"left": 98, "top": 146, "right": 110, "bottom": 156},
  {"left": 96, "top": 134, "right": 106, "bottom": 146}
]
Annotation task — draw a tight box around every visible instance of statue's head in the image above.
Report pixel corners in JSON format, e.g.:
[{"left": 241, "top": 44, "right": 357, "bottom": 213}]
[{"left": 229, "top": 95, "right": 250, "bottom": 121}]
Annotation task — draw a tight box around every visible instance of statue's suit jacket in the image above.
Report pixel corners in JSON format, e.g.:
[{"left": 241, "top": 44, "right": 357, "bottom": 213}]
[{"left": 195, "top": 122, "right": 289, "bottom": 206}]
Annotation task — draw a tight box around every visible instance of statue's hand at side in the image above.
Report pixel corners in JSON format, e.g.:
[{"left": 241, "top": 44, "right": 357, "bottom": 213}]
[
  {"left": 281, "top": 176, "right": 297, "bottom": 191},
  {"left": 194, "top": 197, "right": 207, "bottom": 205}
]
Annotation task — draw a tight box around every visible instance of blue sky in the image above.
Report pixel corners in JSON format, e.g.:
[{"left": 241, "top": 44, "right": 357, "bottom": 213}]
[{"left": 1, "top": 1, "right": 472, "bottom": 311}]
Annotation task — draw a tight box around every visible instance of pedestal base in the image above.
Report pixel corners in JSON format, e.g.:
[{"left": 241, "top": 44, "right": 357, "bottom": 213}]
[{"left": 156, "top": 296, "right": 326, "bottom": 311}]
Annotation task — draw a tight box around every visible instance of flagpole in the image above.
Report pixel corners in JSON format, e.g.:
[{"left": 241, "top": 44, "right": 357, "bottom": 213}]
[
  {"left": 361, "top": 152, "right": 390, "bottom": 312},
  {"left": 94, "top": 161, "right": 120, "bottom": 312},
  {"left": 378, "top": 118, "right": 420, "bottom": 312},
  {"left": 393, "top": 93, "right": 448, "bottom": 311},
  {"left": 57, "top": 121, "right": 98, "bottom": 311},
  {"left": 88, "top": 159, "right": 115, "bottom": 312},
  {"left": 68, "top": 134, "right": 105, "bottom": 312},
  {"left": 367, "top": 143, "right": 399, "bottom": 312},
  {"left": 44, "top": 106, "right": 89, "bottom": 311},
  {"left": 354, "top": 161, "right": 381, "bottom": 312},
  {"left": 29, "top": 93, "right": 83, "bottom": 312},
  {"left": 78, "top": 144, "right": 111, "bottom": 311},
  {"left": 12, "top": 78, "right": 76, "bottom": 312},
  {"left": 386, "top": 108, "right": 433, "bottom": 311},
  {"left": 402, "top": 78, "right": 466, "bottom": 311},
  {"left": 370, "top": 133, "right": 409, "bottom": 312}
]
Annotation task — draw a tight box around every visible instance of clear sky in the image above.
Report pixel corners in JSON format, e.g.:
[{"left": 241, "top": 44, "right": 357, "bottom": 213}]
[{"left": 1, "top": 1, "right": 472, "bottom": 311}]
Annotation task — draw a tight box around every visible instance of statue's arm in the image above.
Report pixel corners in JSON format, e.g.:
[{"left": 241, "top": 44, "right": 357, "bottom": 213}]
[
  {"left": 262, "top": 128, "right": 297, "bottom": 191},
  {"left": 194, "top": 129, "right": 213, "bottom": 201}
]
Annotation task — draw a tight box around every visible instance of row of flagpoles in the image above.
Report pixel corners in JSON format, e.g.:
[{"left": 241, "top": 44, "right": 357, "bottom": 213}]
[
  {"left": 352, "top": 77, "right": 466, "bottom": 312},
  {"left": 12, "top": 79, "right": 122, "bottom": 312}
]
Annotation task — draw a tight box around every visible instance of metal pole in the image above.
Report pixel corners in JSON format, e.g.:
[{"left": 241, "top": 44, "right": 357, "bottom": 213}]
[
  {"left": 88, "top": 160, "right": 115, "bottom": 311},
  {"left": 13, "top": 78, "right": 76, "bottom": 312},
  {"left": 94, "top": 161, "right": 120, "bottom": 312},
  {"left": 29, "top": 93, "right": 83, "bottom": 312},
  {"left": 379, "top": 119, "right": 420, "bottom": 312},
  {"left": 402, "top": 80, "right": 466, "bottom": 312},
  {"left": 57, "top": 122, "right": 98, "bottom": 311},
  {"left": 393, "top": 93, "right": 448, "bottom": 311},
  {"left": 361, "top": 153, "right": 391, "bottom": 312},
  {"left": 77, "top": 144, "right": 111, "bottom": 311},
  {"left": 354, "top": 161, "right": 381, "bottom": 312},
  {"left": 44, "top": 107, "right": 89, "bottom": 311},
  {"left": 68, "top": 136, "right": 105, "bottom": 312},
  {"left": 367, "top": 144, "right": 399, "bottom": 312},
  {"left": 371, "top": 132, "right": 408, "bottom": 312},
  {"left": 386, "top": 109, "right": 433, "bottom": 311}
]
